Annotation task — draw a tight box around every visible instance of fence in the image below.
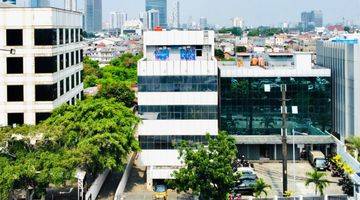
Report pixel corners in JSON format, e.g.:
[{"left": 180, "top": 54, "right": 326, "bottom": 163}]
[
  {"left": 114, "top": 153, "right": 136, "bottom": 200},
  {"left": 84, "top": 169, "right": 110, "bottom": 200}
]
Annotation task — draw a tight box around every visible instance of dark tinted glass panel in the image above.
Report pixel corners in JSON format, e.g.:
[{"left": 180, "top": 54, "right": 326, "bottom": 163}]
[
  {"left": 80, "top": 29, "right": 83, "bottom": 41},
  {"left": 70, "top": 29, "right": 74, "bottom": 43},
  {"left": 7, "top": 85, "right": 23, "bottom": 101},
  {"left": 34, "top": 29, "right": 57, "bottom": 45},
  {"left": 6, "top": 29, "right": 23, "bottom": 46},
  {"left": 75, "top": 29, "right": 79, "bottom": 42},
  {"left": 7, "top": 57, "right": 23, "bottom": 74},
  {"left": 59, "top": 54, "right": 64, "bottom": 70},
  {"left": 66, "top": 53, "right": 70, "bottom": 68},
  {"left": 65, "top": 29, "right": 69, "bottom": 43},
  {"left": 220, "top": 77, "right": 332, "bottom": 136},
  {"left": 76, "top": 72, "right": 80, "bottom": 85},
  {"left": 8, "top": 113, "right": 24, "bottom": 126},
  {"left": 66, "top": 77, "right": 70, "bottom": 92},
  {"left": 80, "top": 49, "right": 84, "bottom": 61},
  {"left": 80, "top": 70, "right": 84, "bottom": 82},
  {"left": 60, "top": 80, "right": 64, "bottom": 96},
  {"left": 71, "top": 52, "right": 75, "bottom": 66},
  {"left": 76, "top": 51, "right": 79, "bottom": 64},
  {"left": 36, "top": 112, "right": 51, "bottom": 124},
  {"left": 71, "top": 74, "right": 75, "bottom": 88},
  {"left": 139, "top": 135, "right": 214, "bottom": 150},
  {"left": 138, "top": 76, "right": 218, "bottom": 92},
  {"left": 35, "top": 56, "right": 57, "bottom": 73},
  {"left": 59, "top": 29, "right": 64, "bottom": 44},
  {"left": 139, "top": 105, "right": 217, "bottom": 120},
  {"left": 35, "top": 83, "right": 57, "bottom": 101}
]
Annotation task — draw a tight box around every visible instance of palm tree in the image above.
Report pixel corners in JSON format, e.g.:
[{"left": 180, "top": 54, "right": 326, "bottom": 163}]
[
  {"left": 252, "top": 178, "right": 271, "bottom": 199},
  {"left": 305, "top": 170, "right": 330, "bottom": 196}
]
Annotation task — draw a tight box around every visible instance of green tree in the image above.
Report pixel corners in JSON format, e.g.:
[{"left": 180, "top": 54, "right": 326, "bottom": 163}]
[
  {"left": 96, "top": 81, "right": 135, "bottom": 107},
  {"left": 235, "top": 46, "right": 247, "bottom": 53},
  {"left": 83, "top": 56, "right": 101, "bottom": 88},
  {"left": 305, "top": 170, "right": 330, "bottom": 196},
  {"left": 215, "top": 49, "right": 225, "bottom": 60},
  {"left": 252, "top": 178, "right": 271, "bottom": 199},
  {"left": 43, "top": 98, "right": 139, "bottom": 175},
  {"left": 168, "top": 132, "right": 238, "bottom": 200}
]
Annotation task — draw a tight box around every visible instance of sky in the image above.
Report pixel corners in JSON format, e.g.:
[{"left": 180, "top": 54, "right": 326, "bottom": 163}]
[{"left": 20, "top": 0, "right": 360, "bottom": 27}]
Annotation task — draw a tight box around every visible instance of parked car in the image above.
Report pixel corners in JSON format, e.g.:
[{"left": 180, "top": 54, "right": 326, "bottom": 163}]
[
  {"left": 153, "top": 185, "right": 168, "bottom": 200},
  {"left": 235, "top": 167, "right": 257, "bottom": 179}
]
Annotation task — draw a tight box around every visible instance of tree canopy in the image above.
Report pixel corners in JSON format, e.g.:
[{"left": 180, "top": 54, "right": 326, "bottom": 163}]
[{"left": 168, "top": 132, "right": 239, "bottom": 200}]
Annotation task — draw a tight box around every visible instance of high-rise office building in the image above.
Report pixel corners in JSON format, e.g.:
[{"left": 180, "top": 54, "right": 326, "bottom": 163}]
[
  {"left": 2, "top": 0, "right": 16, "bottom": 5},
  {"left": 30, "top": 0, "right": 49, "bottom": 7},
  {"left": 0, "top": 6, "right": 84, "bottom": 126},
  {"left": 199, "top": 17, "right": 208, "bottom": 30},
  {"left": 146, "top": 9, "right": 160, "bottom": 30},
  {"left": 85, "top": 0, "right": 102, "bottom": 32},
  {"left": 301, "top": 10, "right": 323, "bottom": 31},
  {"left": 169, "top": 1, "right": 180, "bottom": 29},
  {"left": 64, "top": 0, "right": 77, "bottom": 11},
  {"left": 317, "top": 37, "right": 360, "bottom": 141},
  {"left": 110, "top": 11, "right": 127, "bottom": 29},
  {"left": 145, "top": 0, "right": 167, "bottom": 28}
]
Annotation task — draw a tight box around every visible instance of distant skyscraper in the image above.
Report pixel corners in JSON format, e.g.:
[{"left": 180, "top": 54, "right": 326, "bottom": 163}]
[
  {"left": 169, "top": 1, "right": 180, "bottom": 29},
  {"left": 30, "top": 0, "right": 49, "bottom": 7},
  {"left": 145, "top": 0, "right": 167, "bottom": 28},
  {"left": 110, "top": 11, "right": 127, "bottom": 29},
  {"left": 85, "top": 0, "right": 102, "bottom": 32},
  {"left": 2, "top": 0, "right": 16, "bottom": 5},
  {"left": 146, "top": 9, "right": 160, "bottom": 30},
  {"left": 232, "top": 17, "right": 244, "bottom": 28},
  {"left": 301, "top": 10, "right": 323, "bottom": 31},
  {"left": 199, "top": 17, "right": 208, "bottom": 30}
]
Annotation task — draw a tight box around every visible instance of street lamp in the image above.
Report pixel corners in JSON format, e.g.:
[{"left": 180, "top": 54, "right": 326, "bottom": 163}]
[
  {"left": 265, "top": 83, "right": 289, "bottom": 195},
  {"left": 0, "top": 48, "right": 16, "bottom": 55}
]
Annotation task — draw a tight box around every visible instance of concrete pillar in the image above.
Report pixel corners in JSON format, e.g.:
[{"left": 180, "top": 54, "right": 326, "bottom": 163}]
[
  {"left": 146, "top": 166, "right": 153, "bottom": 191},
  {"left": 274, "top": 144, "right": 277, "bottom": 160}
]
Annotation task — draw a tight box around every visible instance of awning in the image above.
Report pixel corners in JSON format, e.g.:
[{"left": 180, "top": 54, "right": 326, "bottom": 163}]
[{"left": 232, "top": 135, "right": 335, "bottom": 145}]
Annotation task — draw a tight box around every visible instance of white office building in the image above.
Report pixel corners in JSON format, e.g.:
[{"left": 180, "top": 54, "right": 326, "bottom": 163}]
[
  {"left": 317, "top": 38, "right": 360, "bottom": 140},
  {"left": 0, "top": 6, "right": 84, "bottom": 126},
  {"left": 137, "top": 30, "right": 217, "bottom": 189}
]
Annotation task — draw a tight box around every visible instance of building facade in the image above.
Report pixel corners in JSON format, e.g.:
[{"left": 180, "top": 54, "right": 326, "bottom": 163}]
[
  {"left": 110, "top": 11, "right": 127, "bottom": 30},
  {"left": 145, "top": 0, "right": 167, "bottom": 28},
  {"left": 85, "top": 0, "right": 102, "bottom": 32},
  {"left": 145, "top": 9, "right": 160, "bottom": 30},
  {"left": 137, "top": 30, "right": 217, "bottom": 189},
  {"left": 317, "top": 39, "right": 360, "bottom": 140},
  {"left": 220, "top": 53, "right": 332, "bottom": 160},
  {"left": 0, "top": 7, "right": 84, "bottom": 126},
  {"left": 301, "top": 10, "right": 323, "bottom": 31}
]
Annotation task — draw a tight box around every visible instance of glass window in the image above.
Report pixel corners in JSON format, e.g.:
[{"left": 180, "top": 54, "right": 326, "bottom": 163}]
[
  {"left": 7, "top": 85, "right": 23, "bottom": 102},
  {"left": 35, "top": 112, "right": 51, "bottom": 124},
  {"left": 34, "top": 29, "right": 57, "bottom": 45},
  {"left": 71, "top": 74, "right": 75, "bottom": 89},
  {"left": 35, "top": 56, "right": 57, "bottom": 73},
  {"left": 76, "top": 72, "right": 80, "bottom": 85},
  {"left": 59, "top": 54, "right": 64, "bottom": 70},
  {"left": 70, "top": 29, "right": 74, "bottom": 43},
  {"left": 59, "top": 29, "right": 64, "bottom": 44},
  {"left": 66, "top": 77, "right": 70, "bottom": 92},
  {"left": 71, "top": 52, "right": 75, "bottom": 66},
  {"left": 60, "top": 80, "right": 64, "bottom": 96},
  {"left": 6, "top": 29, "right": 23, "bottom": 46},
  {"left": 7, "top": 57, "right": 23, "bottom": 74},
  {"left": 8, "top": 113, "right": 24, "bottom": 126},
  {"left": 139, "top": 105, "right": 217, "bottom": 120},
  {"left": 35, "top": 84, "right": 57, "bottom": 101},
  {"left": 66, "top": 53, "right": 70, "bottom": 68},
  {"left": 65, "top": 29, "right": 69, "bottom": 43}
]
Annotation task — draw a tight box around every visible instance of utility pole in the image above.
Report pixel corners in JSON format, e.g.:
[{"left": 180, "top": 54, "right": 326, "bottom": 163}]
[{"left": 281, "top": 84, "right": 288, "bottom": 195}]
